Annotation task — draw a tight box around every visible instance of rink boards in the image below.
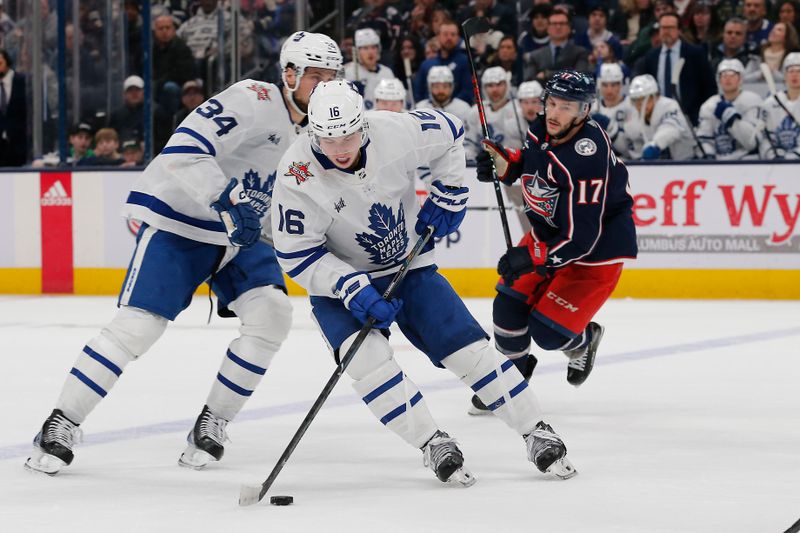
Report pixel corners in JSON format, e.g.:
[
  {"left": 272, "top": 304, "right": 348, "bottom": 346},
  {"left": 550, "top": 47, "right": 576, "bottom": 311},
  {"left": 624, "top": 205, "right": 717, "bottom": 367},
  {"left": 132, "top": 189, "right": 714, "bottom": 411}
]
[{"left": 0, "top": 163, "right": 798, "bottom": 299}]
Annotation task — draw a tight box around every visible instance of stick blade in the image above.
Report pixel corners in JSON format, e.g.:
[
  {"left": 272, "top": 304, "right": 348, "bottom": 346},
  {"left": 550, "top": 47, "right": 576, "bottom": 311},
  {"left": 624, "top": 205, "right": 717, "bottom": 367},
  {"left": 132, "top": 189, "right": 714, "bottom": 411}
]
[
  {"left": 461, "top": 16, "right": 491, "bottom": 36},
  {"left": 239, "top": 484, "right": 265, "bottom": 507}
]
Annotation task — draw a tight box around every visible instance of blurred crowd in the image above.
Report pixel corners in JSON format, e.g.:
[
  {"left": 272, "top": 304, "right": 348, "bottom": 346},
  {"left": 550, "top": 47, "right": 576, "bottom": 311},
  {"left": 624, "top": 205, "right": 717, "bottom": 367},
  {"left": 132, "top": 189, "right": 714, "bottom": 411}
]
[{"left": 2, "top": 0, "right": 800, "bottom": 167}]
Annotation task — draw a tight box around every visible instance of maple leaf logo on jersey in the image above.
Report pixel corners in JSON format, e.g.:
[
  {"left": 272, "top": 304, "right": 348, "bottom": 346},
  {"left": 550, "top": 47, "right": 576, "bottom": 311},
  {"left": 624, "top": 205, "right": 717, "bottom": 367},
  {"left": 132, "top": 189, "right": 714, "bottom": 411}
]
[
  {"left": 776, "top": 115, "right": 799, "bottom": 149},
  {"left": 522, "top": 171, "right": 559, "bottom": 228},
  {"left": 355, "top": 202, "right": 409, "bottom": 265},
  {"left": 241, "top": 168, "right": 276, "bottom": 215},
  {"left": 284, "top": 162, "right": 313, "bottom": 185},
  {"left": 247, "top": 82, "right": 271, "bottom": 101}
]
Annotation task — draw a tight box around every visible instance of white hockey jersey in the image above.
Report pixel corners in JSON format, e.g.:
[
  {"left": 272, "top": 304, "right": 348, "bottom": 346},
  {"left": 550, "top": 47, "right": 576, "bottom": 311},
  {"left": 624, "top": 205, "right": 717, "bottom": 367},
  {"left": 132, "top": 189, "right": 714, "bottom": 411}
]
[
  {"left": 696, "top": 90, "right": 761, "bottom": 160},
  {"left": 123, "top": 79, "right": 300, "bottom": 246},
  {"left": 464, "top": 99, "right": 528, "bottom": 160},
  {"left": 621, "top": 96, "right": 695, "bottom": 160},
  {"left": 271, "top": 109, "right": 466, "bottom": 297},
  {"left": 758, "top": 91, "right": 800, "bottom": 159},
  {"left": 591, "top": 96, "right": 636, "bottom": 155},
  {"left": 343, "top": 62, "right": 395, "bottom": 111},
  {"left": 415, "top": 97, "right": 472, "bottom": 125}
]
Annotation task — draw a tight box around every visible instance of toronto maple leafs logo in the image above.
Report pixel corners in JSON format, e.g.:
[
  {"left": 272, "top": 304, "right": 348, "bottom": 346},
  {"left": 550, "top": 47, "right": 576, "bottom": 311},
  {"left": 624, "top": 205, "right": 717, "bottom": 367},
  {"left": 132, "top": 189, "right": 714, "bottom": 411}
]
[
  {"left": 521, "top": 171, "right": 560, "bottom": 227},
  {"left": 247, "top": 82, "right": 271, "bottom": 101},
  {"left": 355, "top": 202, "right": 409, "bottom": 265},
  {"left": 776, "top": 115, "right": 799, "bottom": 149},
  {"left": 284, "top": 161, "right": 313, "bottom": 185},
  {"left": 714, "top": 123, "right": 735, "bottom": 154},
  {"left": 241, "top": 169, "right": 276, "bottom": 215}
]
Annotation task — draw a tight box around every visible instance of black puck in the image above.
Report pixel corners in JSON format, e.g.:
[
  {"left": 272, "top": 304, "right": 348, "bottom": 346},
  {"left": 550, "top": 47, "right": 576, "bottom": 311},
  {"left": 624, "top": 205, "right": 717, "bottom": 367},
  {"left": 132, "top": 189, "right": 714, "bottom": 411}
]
[{"left": 269, "top": 495, "right": 294, "bottom": 506}]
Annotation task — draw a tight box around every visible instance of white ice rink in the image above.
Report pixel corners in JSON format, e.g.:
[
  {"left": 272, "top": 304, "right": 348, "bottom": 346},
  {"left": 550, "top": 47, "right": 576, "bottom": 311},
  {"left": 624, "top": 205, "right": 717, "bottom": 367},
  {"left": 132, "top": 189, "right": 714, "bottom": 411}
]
[{"left": 1, "top": 295, "right": 799, "bottom": 532}]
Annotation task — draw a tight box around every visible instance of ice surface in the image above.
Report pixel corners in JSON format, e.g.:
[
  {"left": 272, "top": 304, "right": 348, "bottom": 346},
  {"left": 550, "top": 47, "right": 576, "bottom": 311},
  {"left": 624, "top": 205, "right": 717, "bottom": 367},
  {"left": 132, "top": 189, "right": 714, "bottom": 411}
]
[{"left": 1, "top": 295, "right": 799, "bottom": 532}]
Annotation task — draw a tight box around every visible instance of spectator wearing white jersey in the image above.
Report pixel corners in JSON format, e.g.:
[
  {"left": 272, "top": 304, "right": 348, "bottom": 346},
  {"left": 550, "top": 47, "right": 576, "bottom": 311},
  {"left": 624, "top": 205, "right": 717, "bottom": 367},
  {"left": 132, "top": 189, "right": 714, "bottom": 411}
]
[{"left": 344, "top": 28, "right": 395, "bottom": 110}]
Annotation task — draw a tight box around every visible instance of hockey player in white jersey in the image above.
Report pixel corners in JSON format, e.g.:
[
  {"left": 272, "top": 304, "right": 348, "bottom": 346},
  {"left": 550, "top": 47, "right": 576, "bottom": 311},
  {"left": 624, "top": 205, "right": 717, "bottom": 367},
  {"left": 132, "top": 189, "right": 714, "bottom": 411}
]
[
  {"left": 517, "top": 80, "right": 544, "bottom": 122},
  {"left": 272, "top": 81, "right": 577, "bottom": 485},
  {"left": 343, "top": 28, "right": 395, "bottom": 111},
  {"left": 374, "top": 78, "right": 407, "bottom": 112},
  {"left": 24, "top": 32, "right": 343, "bottom": 476},
  {"left": 758, "top": 52, "right": 800, "bottom": 159},
  {"left": 696, "top": 59, "right": 761, "bottom": 160},
  {"left": 464, "top": 66, "right": 528, "bottom": 161},
  {"left": 591, "top": 63, "right": 635, "bottom": 155},
  {"left": 414, "top": 66, "right": 472, "bottom": 124},
  {"left": 623, "top": 74, "right": 695, "bottom": 160}
]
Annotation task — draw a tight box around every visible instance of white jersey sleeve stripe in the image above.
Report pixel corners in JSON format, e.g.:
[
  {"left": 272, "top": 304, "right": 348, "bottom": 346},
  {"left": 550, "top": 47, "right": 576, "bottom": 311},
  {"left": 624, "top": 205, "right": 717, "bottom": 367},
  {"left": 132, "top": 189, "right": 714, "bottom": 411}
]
[
  {"left": 433, "top": 109, "right": 465, "bottom": 140},
  {"left": 275, "top": 243, "right": 327, "bottom": 259},
  {"left": 284, "top": 248, "right": 330, "bottom": 278},
  {"left": 126, "top": 191, "right": 226, "bottom": 232},
  {"left": 167, "top": 126, "right": 218, "bottom": 156}
]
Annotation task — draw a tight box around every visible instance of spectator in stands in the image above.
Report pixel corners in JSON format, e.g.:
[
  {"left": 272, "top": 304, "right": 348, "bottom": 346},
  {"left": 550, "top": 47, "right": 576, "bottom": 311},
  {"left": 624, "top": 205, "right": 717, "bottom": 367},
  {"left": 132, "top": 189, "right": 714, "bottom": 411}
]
[
  {"left": 592, "top": 39, "right": 632, "bottom": 82},
  {"left": 712, "top": 18, "right": 762, "bottom": 77},
  {"left": 487, "top": 35, "right": 524, "bottom": 87},
  {"left": 626, "top": 0, "right": 675, "bottom": 65},
  {"left": 758, "top": 52, "right": 800, "bottom": 158},
  {"left": 518, "top": 3, "right": 552, "bottom": 63},
  {"left": 683, "top": 1, "right": 722, "bottom": 60},
  {"left": 575, "top": 5, "right": 623, "bottom": 62},
  {"left": 413, "top": 19, "right": 474, "bottom": 104},
  {"left": 78, "top": 128, "right": 125, "bottom": 166},
  {"left": 424, "top": 37, "right": 439, "bottom": 60},
  {"left": 69, "top": 122, "right": 95, "bottom": 164},
  {"left": 124, "top": 0, "right": 143, "bottom": 76},
  {"left": 0, "top": 48, "right": 26, "bottom": 166},
  {"left": 744, "top": 0, "right": 774, "bottom": 48},
  {"left": 777, "top": 0, "right": 800, "bottom": 34},
  {"left": 392, "top": 35, "right": 424, "bottom": 90},
  {"left": 347, "top": 0, "right": 403, "bottom": 66},
  {"left": 415, "top": 65, "right": 471, "bottom": 123},
  {"left": 120, "top": 139, "right": 144, "bottom": 167},
  {"left": 610, "top": 0, "right": 655, "bottom": 46},
  {"left": 759, "top": 22, "right": 800, "bottom": 84},
  {"left": 406, "top": 0, "right": 439, "bottom": 42},
  {"left": 0, "top": 0, "right": 14, "bottom": 48},
  {"left": 110, "top": 75, "right": 171, "bottom": 155},
  {"left": 637, "top": 12, "right": 716, "bottom": 125},
  {"left": 63, "top": 23, "right": 104, "bottom": 120},
  {"left": 523, "top": 7, "right": 590, "bottom": 82},
  {"left": 456, "top": 0, "right": 516, "bottom": 37},
  {"left": 173, "top": 79, "right": 205, "bottom": 129},
  {"left": 153, "top": 14, "right": 195, "bottom": 118}
]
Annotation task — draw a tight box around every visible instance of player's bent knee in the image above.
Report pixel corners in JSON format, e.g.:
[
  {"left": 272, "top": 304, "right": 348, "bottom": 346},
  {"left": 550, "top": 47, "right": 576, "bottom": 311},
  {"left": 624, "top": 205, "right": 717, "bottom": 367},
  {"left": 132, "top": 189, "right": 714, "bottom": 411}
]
[
  {"left": 231, "top": 286, "right": 293, "bottom": 350},
  {"left": 440, "top": 340, "right": 492, "bottom": 379},
  {"left": 493, "top": 291, "right": 531, "bottom": 329},
  {"left": 340, "top": 330, "right": 393, "bottom": 381},
  {"left": 100, "top": 306, "right": 168, "bottom": 360},
  {"left": 528, "top": 317, "right": 573, "bottom": 351}
]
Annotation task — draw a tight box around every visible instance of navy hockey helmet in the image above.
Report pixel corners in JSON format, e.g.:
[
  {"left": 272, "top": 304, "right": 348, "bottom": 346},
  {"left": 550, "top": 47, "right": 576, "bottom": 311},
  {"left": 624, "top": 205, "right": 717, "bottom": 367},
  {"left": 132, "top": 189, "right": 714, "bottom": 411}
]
[{"left": 544, "top": 70, "right": 596, "bottom": 105}]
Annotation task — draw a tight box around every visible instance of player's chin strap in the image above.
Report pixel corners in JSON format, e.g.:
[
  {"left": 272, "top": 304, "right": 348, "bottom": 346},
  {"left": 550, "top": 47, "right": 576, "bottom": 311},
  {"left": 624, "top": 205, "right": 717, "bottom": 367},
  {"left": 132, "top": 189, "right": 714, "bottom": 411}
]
[{"left": 281, "top": 68, "right": 308, "bottom": 118}]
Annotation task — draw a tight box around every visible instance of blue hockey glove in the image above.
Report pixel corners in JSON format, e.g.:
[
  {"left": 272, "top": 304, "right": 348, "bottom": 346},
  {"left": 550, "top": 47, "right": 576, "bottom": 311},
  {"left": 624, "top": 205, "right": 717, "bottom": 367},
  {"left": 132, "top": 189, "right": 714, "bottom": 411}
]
[
  {"left": 641, "top": 144, "right": 661, "bottom": 160},
  {"left": 210, "top": 178, "right": 261, "bottom": 247},
  {"left": 336, "top": 272, "right": 402, "bottom": 329},
  {"left": 477, "top": 139, "right": 522, "bottom": 184},
  {"left": 714, "top": 99, "right": 741, "bottom": 128},
  {"left": 416, "top": 180, "right": 469, "bottom": 239}
]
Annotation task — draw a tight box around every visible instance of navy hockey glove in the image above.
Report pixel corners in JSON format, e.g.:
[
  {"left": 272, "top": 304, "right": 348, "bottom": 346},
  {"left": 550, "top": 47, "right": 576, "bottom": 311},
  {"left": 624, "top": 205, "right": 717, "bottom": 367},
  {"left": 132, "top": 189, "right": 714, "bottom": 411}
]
[
  {"left": 336, "top": 272, "right": 403, "bottom": 329},
  {"left": 497, "top": 240, "right": 547, "bottom": 284},
  {"left": 476, "top": 140, "right": 522, "bottom": 184},
  {"left": 641, "top": 144, "right": 661, "bottom": 160},
  {"left": 416, "top": 180, "right": 469, "bottom": 238},
  {"left": 713, "top": 99, "right": 741, "bottom": 128},
  {"left": 211, "top": 178, "right": 261, "bottom": 247}
]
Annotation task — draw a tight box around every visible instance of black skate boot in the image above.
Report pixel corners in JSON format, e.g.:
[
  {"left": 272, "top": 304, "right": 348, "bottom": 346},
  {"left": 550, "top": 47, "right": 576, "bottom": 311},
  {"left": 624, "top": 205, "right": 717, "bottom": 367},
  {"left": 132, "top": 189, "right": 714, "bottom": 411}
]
[
  {"left": 524, "top": 421, "right": 577, "bottom": 480},
  {"left": 565, "top": 322, "right": 604, "bottom": 387},
  {"left": 421, "top": 430, "right": 476, "bottom": 487},
  {"left": 469, "top": 354, "right": 538, "bottom": 416},
  {"left": 178, "top": 405, "right": 229, "bottom": 470},
  {"left": 24, "top": 409, "right": 82, "bottom": 475}
]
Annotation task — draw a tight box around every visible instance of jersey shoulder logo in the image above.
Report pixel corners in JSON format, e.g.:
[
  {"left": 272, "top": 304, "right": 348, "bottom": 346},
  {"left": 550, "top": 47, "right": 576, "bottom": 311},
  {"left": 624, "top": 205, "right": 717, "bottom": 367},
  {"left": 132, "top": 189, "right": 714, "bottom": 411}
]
[
  {"left": 284, "top": 161, "right": 313, "bottom": 185},
  {"left": 522, "top": 171, "right": 559, "bottom": 227},
  {"left": 575, "top": 138, "right": 597, "bottom": 156},
  {"left": 247, "top": 82, "right": 271, "bottom": 101},
  {"left": 242, "top": 169, "right": 276, "bottom": 215},
  {"left": 355, "top": 202, "right": 409, "bottom": 265}
]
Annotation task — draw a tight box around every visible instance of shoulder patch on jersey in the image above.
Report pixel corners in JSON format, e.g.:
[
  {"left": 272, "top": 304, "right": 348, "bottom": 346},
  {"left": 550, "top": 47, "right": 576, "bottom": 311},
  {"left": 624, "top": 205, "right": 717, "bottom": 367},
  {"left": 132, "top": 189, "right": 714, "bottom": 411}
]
[
  {"left": 246, "top": 82, "right": 272, "bottom": 101},
  {"left": 575, "top": 138, "right": 597, "bottom": 156},
  {"left": 284, "top": 161, "right": 313, "bottom": 185}
]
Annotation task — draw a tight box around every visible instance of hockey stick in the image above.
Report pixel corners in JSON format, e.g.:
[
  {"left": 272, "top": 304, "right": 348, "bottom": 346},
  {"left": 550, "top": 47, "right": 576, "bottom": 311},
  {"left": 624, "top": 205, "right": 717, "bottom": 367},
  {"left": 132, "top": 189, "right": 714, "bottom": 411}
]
[
  {"left": 462, "top": 16, "right": 513, "bottom": 250},
  {"left": 783, "top": 517, "right": 800, "bottom": 533},
  {"left": 239, "top": 226, "right": 435, "bottom": 506},
  {"left": 403, "top": 57, "right": 416, "bottom": 108},
  {"left": 761, "top": 62, "right": 795, "bottom": 158},
  {"left": 670, "top": 57, "right": 709, "bottom": 158}
]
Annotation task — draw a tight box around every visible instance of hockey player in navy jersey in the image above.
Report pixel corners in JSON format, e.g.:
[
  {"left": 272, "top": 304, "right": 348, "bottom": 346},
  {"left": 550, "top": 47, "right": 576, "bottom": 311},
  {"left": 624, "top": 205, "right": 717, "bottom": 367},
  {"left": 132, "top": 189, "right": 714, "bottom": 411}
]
[
  {"left": 24, "top": 32, "right": 343, "bottom": 475},
  {"left": 472, "top": 70, "right": 637, "bottom": 413},
  {"left": 272, "top": 80, "right": 578, "bottom": 486}
]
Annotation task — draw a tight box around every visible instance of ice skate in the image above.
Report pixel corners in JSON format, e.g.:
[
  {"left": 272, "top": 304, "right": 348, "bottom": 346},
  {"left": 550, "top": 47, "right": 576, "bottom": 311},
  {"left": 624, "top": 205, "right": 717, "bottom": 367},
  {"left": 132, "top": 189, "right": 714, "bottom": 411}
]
[
  {"left": 524, "top": 421, "right": 577, "bottom": 479},
  {"left": 468, "top": 354, "right": 538, "bottom": 416},
  {"left": 178, "top": 405, "right": 229, "bottom": 470},
  {"left": 421, "top": 430, "right": 476, "bottom": 487},
  {"left": 24, "top": 409, "right": 82, "bottom": 476},
  {"left": 565, "top": 322, "right": 604, "bottom": 387}
]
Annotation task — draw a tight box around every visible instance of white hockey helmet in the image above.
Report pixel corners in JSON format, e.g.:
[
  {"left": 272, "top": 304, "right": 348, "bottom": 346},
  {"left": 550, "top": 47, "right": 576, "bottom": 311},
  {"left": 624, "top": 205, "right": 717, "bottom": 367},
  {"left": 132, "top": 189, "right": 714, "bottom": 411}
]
[
  {"left": 427, "top": 65, "right": 454, "bottom": 86},
  {"left": 517, "top": 80, "right": 543, "bottom": 100},
  {"left": 308, "top": 80, "right": 367, "bottom": 150},
  {"left": 782, "top": 51, "right": 800, "bottom": 73},
  {"left": 598, "top": 63, "right": 624, "bottom": 84},
  {"left": 280, "top": 31, "right": 343, "bottom": 90},
  {"left": 374, "top": 78, "right": 406, "bottom": 101},
  {"left": 481, "top": 66, "right": 511, "bottom": 86},
  {"left": 628, "top": 74, "right": 659, "bottom": 99},
  {"left": 354, "top": 28, "right": 381, "bottom": 49},
  {"left": 717, "top": 58, "right": 745, "bottom": 78}
]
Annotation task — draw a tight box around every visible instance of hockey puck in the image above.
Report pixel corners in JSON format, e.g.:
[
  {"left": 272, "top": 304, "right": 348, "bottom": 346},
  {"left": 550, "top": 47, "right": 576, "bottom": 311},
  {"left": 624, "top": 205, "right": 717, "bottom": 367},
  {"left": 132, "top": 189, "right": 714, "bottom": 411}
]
[{"left": 269, "top": 495, "right": 294, "bottom": 506}]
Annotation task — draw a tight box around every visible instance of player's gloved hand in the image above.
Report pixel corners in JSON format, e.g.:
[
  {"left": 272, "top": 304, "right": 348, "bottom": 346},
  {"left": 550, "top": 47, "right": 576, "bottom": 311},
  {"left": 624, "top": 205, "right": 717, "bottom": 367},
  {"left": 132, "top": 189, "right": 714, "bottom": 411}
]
[
  {"left": 336, "top": 272, "right": 403, "bottom": 329},
  {"left": 211, "top": 178, "right": 261, "bottom": 247},
  {"left": 497, "top": 239, "right": 547, "bottom": 285},
  {"left": 416, "top": 180, "right": 469, "bottom": 238},
  {"left": 477, "top": 139, "right": 522, "bottom": 184},
  {"left": 641, "top": 144, "right": 661, "bottom": 160},
  {"left": 714, "top": 99, "right": 741, "bottom": 127}
]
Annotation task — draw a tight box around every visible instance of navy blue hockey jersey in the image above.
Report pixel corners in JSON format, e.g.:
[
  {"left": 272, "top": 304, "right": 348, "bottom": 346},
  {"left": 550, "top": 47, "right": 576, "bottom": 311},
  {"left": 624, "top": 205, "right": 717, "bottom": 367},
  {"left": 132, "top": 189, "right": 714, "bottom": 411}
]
[{"left": 515, "top": 117, "right": 637, "bottom": 267}]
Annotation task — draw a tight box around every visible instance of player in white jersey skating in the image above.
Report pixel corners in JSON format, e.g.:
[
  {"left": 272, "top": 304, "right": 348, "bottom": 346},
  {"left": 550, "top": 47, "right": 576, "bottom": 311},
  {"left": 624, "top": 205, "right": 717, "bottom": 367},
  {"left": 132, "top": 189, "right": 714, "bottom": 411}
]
[
  {"left": 758, "top": 52, "right": 800, "bottom": 159},
  {"left": 696, "top": 59, "right": 761, "bottom": 160},
  {"left": 343, "top": 28, "right": 395, "bottom": 111},
  {"left": 414, "top": 66, "right": 472, "bottom": 124},
  {"left": 271, "top": 81, "right": 577, "bottom": 486},
  {"left": 622, "top": 74, "right": 695, "bottom": 160},
  {"left": 590, "top": 63, "right": 635, "bottom": 156},
  {"left": 464, "top": 66, "right": 528, "bottom": 161},
  {"left": 24, "top": 32, "right": 343, "bottom": 476},
  {"left": 373, "top": 78, "right": 407, "bottom": 112}
]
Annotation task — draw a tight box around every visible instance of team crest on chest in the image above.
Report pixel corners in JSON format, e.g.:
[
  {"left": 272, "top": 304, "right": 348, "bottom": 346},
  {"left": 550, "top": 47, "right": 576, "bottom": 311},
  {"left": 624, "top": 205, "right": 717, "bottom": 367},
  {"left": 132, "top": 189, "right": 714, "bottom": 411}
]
[
  {"left": 355, "top": 202, "right": 409, "bottom": 265},
  {"left": 285, "top": 161, "right": 313, "bottom": 185},
  {"left": 575, "top": 138, "right": 597, "bottom": 156},
  {"left": 522, "top": 171, "right": 560, "bottom": 227},
  {"left": 247, "top": 82, "right": 271, "bottom": 101}
]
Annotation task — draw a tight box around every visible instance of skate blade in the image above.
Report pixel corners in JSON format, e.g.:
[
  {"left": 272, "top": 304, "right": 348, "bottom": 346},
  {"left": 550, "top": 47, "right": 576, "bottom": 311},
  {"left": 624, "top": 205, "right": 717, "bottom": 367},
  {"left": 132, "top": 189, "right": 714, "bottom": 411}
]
[
  {"left": 23, "top": 449, "right": 65, "bottom": 476},
  {"left": 446, "top": 467, "right": 477, "bottom": 487},
  {"left": 178, "top": 444, "right": 215, "bottom": 470},
  {"left": 467, "top": 404, "right": 493, "bottom": 416},
  {"left": 239, "top": 484, "right": 264, "bottom": 507},
  {"left": 546, "top": 457, "right": 578, "bottom": 480}
]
